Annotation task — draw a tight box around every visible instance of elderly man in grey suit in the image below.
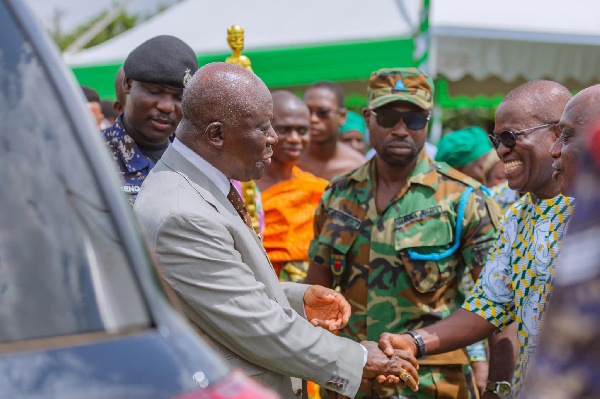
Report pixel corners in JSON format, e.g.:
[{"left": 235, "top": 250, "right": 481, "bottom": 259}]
[{"left": 133, "top": 62, "right": 420, "bottom": 398}]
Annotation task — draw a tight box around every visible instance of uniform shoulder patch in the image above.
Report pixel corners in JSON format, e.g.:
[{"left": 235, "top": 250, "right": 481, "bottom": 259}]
[{"left": 434, "top": 161, "right": 482, "bottom": 190}]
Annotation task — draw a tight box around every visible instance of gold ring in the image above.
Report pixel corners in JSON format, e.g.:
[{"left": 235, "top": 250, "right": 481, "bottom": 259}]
[{"left": 400, "top": 369, "right": 411, "bottom": 382}]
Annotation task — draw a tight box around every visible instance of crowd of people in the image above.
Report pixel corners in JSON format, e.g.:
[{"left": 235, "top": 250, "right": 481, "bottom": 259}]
[{"left": 80, "top": 33, "right": 600, "bottom": 399}]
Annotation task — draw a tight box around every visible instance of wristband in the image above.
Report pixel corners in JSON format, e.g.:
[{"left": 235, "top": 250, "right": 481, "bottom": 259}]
[{"left": 406, "top": 330, "right": 425, "bottom": 359}]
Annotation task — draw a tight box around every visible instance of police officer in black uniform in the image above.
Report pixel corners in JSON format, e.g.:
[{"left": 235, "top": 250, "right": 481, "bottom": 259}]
[{"left": 103, "top": 35, "right": 198, "bottom": 203}]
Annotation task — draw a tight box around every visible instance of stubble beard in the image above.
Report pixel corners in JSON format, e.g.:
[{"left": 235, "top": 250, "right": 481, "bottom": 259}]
[{"left": 378, "top": 147, "right": 419, "bottom": 168}]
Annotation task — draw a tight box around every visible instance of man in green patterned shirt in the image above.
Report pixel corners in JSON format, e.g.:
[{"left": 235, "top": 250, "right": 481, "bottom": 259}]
[
  {"left": 306, "top": 68, "right": 501, "bottom": 399},
  {"left": 378, "top": 80, "right": 574, "bottom": 398}
]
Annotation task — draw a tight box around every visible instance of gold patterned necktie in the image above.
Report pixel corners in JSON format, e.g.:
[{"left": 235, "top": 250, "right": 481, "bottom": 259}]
[{"left": 227, "top": 182, "right": 253, "bottom": 230}]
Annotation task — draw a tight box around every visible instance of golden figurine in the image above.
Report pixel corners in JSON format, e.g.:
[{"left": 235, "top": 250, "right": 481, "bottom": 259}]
[
  {"left": 225, "top": 25, "right": 253, "bottom": 72},
  {"left": 225, "top": 24, "right": 260, "bottom": 235}
]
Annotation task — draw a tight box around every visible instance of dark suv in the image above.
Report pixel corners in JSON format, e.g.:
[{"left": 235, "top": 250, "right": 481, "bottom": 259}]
[{"left": 0, "top": 0, "right": 279, "bottom": 398}]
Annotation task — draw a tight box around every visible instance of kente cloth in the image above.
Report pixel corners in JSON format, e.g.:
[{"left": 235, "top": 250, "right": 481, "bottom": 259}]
[
  {"left": 227, "top": 182, "right": 253, "bottom": 230},
  {"left": 463, "top": 192, "right": 574, "bottom": 395},
  {"left": 460, "top": 181, "right": 523, "bottom": 296},
  {"left": 489, "top": 181, "right": 522, "bottom": 214},
  {"left": 261, "top": 167, "right": 328, "bottom": 277},
  {"left": 231, "top": 179, "right": 265, "bottom": 235}
]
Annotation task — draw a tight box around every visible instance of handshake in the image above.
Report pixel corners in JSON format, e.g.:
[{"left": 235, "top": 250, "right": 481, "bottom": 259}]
[
  {"left": 304, "top": 285, "right": 419, "bottom": 391},
  {"left": 360, "top": 339, "right": 419, "bottom": 392}
]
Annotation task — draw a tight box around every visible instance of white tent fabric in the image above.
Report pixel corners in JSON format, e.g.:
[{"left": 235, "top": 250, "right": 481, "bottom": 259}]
[
  {"left": 432, "top": 0, "right": 600, "bottom": 83},
  {"left": 435, "top": 37, "right": 600, "bottom": 83},
  {"left": 65, "top": 0, "right": 600, "bottom": 85},
  {"left": 63, "top": 0, "right": 421, "bottom": 66}
]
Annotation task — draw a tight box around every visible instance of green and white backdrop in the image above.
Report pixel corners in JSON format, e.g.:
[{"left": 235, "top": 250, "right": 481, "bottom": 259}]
[{"left": 65, "top": 0, "right": 600, "bottom": 138}]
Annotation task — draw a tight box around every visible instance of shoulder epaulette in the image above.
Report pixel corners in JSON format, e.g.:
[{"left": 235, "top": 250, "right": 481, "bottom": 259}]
[{"left": 433, "top": 161, "right": 482, "bottom": 190}]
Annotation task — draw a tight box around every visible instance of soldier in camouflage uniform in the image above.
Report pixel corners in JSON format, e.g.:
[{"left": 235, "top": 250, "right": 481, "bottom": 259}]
[
  {"left": 103, "top": 35, "right": 198, "bottom": 204},
  {"left": 305, "top": 68, "right": 501, "bottom": 399}
]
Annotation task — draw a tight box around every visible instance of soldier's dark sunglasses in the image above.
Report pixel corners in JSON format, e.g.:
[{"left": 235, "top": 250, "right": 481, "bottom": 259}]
[
  {"left": 371, "top": 108, "right": 430, "bottom": 130},
  {"left": 488, "top": 123, "right": 557, "bottom": 149}
]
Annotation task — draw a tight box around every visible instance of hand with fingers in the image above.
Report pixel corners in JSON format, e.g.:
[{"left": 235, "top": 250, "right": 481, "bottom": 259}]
[
  {"left": 378, "top": 332, "right": 418, "bottom": 358},
  {"left": 303, "top": 285, "right": 351, "bottom": 331},
  {"left": 374, "top": 332, "right": 421, "bottom": 385},
  {"left": 361, "top": 341, "right": 419, "bottom": 392}
]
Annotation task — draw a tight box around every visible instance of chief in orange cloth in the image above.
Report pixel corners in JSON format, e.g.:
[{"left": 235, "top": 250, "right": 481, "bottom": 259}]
[{"left": 257, "top": 90, "right": 328, "bottom": 281}]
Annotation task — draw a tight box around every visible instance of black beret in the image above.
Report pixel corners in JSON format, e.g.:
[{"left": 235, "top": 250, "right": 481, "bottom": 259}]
[{"left": 123, "top": 35, "right": 198, "bottom": 91}]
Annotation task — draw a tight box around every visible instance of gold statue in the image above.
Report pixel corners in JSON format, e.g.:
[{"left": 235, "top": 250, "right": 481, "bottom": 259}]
[
  {"left": 224, "top": 24, "right": 260, "bottom": 235},
  {"left": 225, "top": 25, "right": 253, "bottom": 72}
]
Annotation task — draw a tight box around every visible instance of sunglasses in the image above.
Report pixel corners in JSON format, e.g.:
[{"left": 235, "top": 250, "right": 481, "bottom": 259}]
[
  {"left": 371, "top": 108, "right": 430, "bottom": 130},
  {"left": 488, "top": 123, "right": 557, "bottom": 149},
  {"left": 308, "top": 108, "right": 342, "bottom": 120}
]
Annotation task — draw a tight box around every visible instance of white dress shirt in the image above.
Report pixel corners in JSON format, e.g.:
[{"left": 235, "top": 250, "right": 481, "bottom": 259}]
[{"left": 171, "top": 138, "right": 230, "bottom": 196}]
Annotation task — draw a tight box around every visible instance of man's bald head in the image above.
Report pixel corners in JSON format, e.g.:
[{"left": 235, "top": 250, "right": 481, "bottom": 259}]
[
  {"left": 494, "top": 80, "right": 572, "bottom": 199},
  {"left": 565, "top": 84, "right": 600, "bottom": 127},
  {"left": 180, "top": 62, "right": 270, "bottom": 135},
  {"left": 574, "top": 85, "right": 600, "bottom": 174},
  {"left": 561, "top": 85, "right": 600, "bottom": 229},
  {"left": 272, "top": 90, "right": 308, "bottom": 117},
  {"left": 178, "top": 62, "right": 277, "bottom": 181},
  {"left": 501, "top": 80, "right": 572, "bottom": 125},
  {"left": 269, "top": 90, "right": 311, "bottom": 165},
  {"left": 551, "top": 84, "right": 600, "bottom": 196}
]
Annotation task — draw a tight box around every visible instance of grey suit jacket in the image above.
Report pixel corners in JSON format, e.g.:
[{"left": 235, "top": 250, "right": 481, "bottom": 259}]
[{"left": 133, "top": 146, "right": 364, "bottom": 398}]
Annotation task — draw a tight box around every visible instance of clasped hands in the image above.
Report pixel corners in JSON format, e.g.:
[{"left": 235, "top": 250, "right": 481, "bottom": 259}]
[{"left": 303, "top": 286, "right": 419, "bottom": 391}]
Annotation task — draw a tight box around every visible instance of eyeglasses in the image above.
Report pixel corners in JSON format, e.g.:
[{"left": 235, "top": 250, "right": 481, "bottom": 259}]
[
  {"left": 371, "top": 108, "right": 430, "bottom": 130},
  {"left": 488, "top": 123, "right": 557, "bottom": 149},
  {"left": 308, "top": 108, "right": 342, "bottom": 120}
]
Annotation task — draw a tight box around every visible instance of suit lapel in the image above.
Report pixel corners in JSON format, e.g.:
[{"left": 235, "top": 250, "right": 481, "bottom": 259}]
[{"left": 160, "top": 146, "right": 277, "bottom": 274}]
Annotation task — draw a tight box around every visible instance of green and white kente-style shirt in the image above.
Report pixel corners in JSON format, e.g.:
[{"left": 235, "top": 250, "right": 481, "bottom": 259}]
[
  {"left": 489, "top": 181, "right": 522, "bottom": 214},
  {"left": 460, "top": 181, "right": 523, "bottom": 363},
  {"left": 463, "top": 192, "right": 574, "bottom": 395}
]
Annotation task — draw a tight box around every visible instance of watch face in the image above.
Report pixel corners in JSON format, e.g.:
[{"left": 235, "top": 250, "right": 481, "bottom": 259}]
[{"left": 497, "top": 382, "right": 512, "bottom": 398}]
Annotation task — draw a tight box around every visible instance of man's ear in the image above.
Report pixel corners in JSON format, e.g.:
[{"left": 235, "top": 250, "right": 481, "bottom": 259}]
[
  {"left": 205, "top": 122, "right": 224, "bottom": 149},
  {"left": 123, "top": 76, "right": 133, "bottom": 95}
]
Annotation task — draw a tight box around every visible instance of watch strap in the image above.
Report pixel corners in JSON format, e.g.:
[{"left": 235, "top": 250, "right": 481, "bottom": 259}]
[
  {"left": 406, "top": 330, "right": 425, "bottom": 359},
  {"left": 484, "top": 380, "right": 513, "bottom": 398},
  {"left": 485, "top": 381, "right": 497, "bottom": 392}
]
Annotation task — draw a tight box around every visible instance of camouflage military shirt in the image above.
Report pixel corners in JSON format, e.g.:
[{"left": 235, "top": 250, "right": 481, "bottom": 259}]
[
  {"left": 463, "top": 193, "right": 574, "bottom": 395},
  {"left": 103, "top": 115, "right": 157, "bottom": 204},
  {"left": 309, "top": 151, "right": 500, "bottom": 398}
]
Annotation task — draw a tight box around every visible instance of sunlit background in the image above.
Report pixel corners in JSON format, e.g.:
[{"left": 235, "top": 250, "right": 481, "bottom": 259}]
[{"left": 22, "top": 0, "right": 600, "bottom": 143}]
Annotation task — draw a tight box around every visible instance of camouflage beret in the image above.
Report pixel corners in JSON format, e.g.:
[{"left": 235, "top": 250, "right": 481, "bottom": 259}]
[
  {"left": 123, "top": 35, "right": 198, "bottom": 91},
  {"left": 366, "top": 67, "right": 434, "bottom": 111}
]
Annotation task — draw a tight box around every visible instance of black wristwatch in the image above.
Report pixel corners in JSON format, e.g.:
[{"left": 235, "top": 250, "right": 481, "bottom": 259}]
[
  {"left": 406, "top": 330, "right": 425, "bottom": 359},
  {"left": 484, "top": 381, "right": 513, "bottom": 398}
]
